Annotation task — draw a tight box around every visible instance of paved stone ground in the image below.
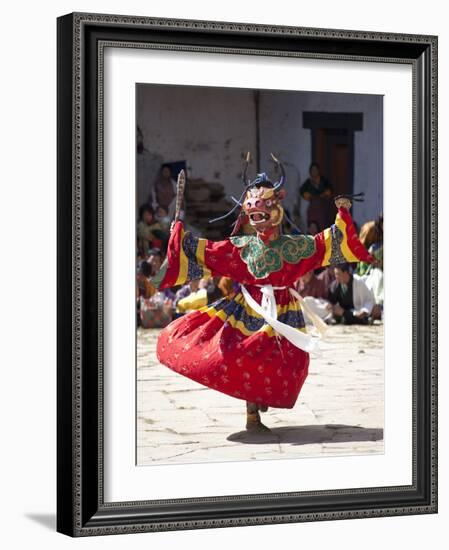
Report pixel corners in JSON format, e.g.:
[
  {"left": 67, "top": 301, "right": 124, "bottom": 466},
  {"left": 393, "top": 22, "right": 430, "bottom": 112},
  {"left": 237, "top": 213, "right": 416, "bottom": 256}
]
[{"left": 137, "top": 324, "right": 384, "bottom": 465}]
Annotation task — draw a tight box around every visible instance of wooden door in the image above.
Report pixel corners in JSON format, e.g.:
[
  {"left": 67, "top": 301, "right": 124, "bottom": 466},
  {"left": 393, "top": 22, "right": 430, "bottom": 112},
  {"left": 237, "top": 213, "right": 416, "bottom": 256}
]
[
  {"left": 312, "top": 127, "right": 354, "bottom": 226},
  {"left": 304, "top": 112, "right": 362, "bottom": 226}
]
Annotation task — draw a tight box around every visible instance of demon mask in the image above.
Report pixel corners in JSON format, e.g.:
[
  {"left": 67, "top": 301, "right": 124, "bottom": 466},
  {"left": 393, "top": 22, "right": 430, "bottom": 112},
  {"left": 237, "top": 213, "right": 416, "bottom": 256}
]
[
  {"left": 242, "top": 176, "right": 286, "bottom": 235},
  {"left": 209, "top": 152, "right": 287, "bottom": 238}
]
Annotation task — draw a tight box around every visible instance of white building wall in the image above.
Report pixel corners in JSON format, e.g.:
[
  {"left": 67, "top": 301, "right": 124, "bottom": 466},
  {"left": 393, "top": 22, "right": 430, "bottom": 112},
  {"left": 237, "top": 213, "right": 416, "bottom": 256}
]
[
  {"left": 137, "top": 85, "right": 383, "bottom": 226},
  {"left": 136, "top": 84, "right": 257, "bottom": 208}
]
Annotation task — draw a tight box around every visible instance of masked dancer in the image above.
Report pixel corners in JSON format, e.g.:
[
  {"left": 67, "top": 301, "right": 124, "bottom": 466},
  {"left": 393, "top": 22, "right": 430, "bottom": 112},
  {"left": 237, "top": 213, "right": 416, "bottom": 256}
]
[{"left": 151, "top": 154, "right": 374, "bottom": 432}]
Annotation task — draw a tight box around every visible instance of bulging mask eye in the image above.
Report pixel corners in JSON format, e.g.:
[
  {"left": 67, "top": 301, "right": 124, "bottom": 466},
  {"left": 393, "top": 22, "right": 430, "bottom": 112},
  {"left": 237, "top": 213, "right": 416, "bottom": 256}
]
[{"left": 265, "top": 199, "right": 273, "bottom": 207}]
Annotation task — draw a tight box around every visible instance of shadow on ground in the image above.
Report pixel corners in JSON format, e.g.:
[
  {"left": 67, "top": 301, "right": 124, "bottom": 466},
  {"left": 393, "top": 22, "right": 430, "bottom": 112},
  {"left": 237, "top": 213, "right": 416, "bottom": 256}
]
[{"left": 227, "top": 424, "right": 383, "bottom": 445}]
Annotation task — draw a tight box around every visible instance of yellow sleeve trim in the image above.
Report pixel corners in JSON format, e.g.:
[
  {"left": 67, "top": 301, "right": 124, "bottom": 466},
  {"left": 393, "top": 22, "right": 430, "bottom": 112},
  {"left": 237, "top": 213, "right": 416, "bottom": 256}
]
[
  {"left": 322, "top": 227, "right": 333, "bottom": 267},
  {"left": 196, "top": 238, "right": 212, "bottom": 278},
  {"left": 335, "top": 214, "right": 359, "bottom": 263}
]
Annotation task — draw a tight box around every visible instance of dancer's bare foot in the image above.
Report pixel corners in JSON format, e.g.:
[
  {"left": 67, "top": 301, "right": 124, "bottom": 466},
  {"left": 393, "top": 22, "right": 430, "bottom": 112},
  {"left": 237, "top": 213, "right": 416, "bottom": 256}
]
[
  {"left": 246, "top": 411, "right": 271, "bottom": 432},
  {"left": 246, "top": 402, "right": 271, "bottom": 432}
]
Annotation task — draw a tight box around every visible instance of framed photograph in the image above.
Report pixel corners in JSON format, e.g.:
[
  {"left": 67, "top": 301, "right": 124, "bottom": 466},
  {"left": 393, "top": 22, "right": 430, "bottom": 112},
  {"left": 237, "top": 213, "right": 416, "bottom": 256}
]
[{"left": 57, "top": 12, "right": 438, "bottom": 536}]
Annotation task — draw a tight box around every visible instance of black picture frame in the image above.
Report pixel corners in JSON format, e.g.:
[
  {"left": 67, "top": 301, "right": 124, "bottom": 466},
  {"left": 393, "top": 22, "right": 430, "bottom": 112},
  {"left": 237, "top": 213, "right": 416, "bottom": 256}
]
[{"left": 57, "top": 12, "right": 438, "bottom": 536}]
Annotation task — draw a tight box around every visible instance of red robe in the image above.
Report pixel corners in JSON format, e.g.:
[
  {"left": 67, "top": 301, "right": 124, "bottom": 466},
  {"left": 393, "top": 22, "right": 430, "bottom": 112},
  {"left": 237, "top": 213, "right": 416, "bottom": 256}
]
[{"left": 152, "top": 208, "right": 373, "bottom": 409}]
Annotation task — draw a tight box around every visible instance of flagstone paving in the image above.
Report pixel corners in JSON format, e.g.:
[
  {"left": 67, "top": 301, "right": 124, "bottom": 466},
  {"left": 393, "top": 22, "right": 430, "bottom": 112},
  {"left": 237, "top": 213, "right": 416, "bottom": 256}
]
[{"left": 137, "top": 324, "right": 384, "bottom": 465}]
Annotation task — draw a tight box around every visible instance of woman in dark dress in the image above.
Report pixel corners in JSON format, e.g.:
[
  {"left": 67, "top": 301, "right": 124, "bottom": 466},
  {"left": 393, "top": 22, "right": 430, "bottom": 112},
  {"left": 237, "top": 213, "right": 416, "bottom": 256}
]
[{"left": 300, "top": 162, "right": 333, "bottom": 231}]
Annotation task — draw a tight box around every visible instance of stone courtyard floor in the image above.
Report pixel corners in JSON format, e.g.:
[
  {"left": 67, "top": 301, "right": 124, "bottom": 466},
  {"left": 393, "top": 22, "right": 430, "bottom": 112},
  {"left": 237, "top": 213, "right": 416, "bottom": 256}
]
[{"left": 137, "top": 324, "right": 384, "bottom": 465}]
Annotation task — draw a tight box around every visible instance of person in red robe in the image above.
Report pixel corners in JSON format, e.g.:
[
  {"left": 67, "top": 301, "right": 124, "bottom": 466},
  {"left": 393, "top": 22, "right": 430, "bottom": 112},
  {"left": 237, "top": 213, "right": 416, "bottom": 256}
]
[{"left": 151, "top": 154, "right": 374, "bottom": 432}]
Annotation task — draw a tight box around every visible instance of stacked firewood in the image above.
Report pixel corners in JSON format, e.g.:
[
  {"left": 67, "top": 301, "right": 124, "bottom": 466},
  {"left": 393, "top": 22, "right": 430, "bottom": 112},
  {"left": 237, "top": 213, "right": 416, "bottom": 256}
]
[{"left": 184, "top": 178, "right": 235, "bottom": 239}]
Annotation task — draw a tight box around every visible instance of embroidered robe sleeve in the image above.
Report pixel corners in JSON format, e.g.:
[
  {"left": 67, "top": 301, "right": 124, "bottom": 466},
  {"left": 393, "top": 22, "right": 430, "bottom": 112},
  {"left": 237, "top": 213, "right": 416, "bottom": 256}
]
[
  {"left": 313, "top": 207, "right": 375, "bottom": 268},
  {"left": 151, "top": 221, "right": 237, "bottom": 289}
]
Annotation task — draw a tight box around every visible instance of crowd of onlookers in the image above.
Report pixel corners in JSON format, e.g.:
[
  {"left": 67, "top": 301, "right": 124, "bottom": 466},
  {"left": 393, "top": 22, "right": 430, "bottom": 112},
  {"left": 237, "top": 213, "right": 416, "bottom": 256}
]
[
  {"left": 136, "top": 216, "right": 384, "bottom": 330},
  {"left": 137, "top": 160, "right": 384, "bottom": 329}
]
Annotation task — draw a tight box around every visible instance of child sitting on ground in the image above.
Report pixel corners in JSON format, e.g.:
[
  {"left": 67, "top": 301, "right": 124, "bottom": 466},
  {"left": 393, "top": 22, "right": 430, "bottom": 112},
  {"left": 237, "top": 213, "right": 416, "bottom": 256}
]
[{"left": 137, "top": 205, "right": 168, "bottom": 256}]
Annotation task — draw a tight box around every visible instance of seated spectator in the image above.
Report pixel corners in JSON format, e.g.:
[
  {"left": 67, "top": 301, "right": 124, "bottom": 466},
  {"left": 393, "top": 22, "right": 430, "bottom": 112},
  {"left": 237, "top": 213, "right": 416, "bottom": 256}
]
[
  {"left": 328, "top": 263, "right": 376, "bottom": 325},
  {"left": 137, "top": 205, "right": 165, "bottom": 257},
  {"left": 137, "top": 259, "right": 155, "bottom": 327},
  {"left": 155, "top": 205, "right": 171, "bottom": 233},
  {"left": 358, "top": 242, "right": 383, "bottom": 276},
  {"left": 138, "top": 250, "right": 175, "bottom": 329},
  {"left": 148, "top": 249, "right": 175, "bottom": 301},
  {"left": 358, "top": 242, "right": 384, "bottom": 310},
  {"left": 137, "top": 260, "right": 156, "bottom": 299},
  {"left": 298, "top": 270, "right": 327, "bottom": 299},
  {"left": 297, "top": 270, "right": 332, "bottom": 324},
  {"left": 358, "top": 213, "right": 383, "bottom": 280},
  {"left": 147, "top": 248, "right": 162, "bottom": 274},
  {"left": 316, "top": 265, "right": 335, "bottom": 295},
  {"left": 357, "top": 214, "right": 383, "bottom": 313},
  {"left": 140, "top": 292, "right": 173, "bottom": 329},
  {"left": 359, "top": 214, "right": 383, "bottom": 250}
]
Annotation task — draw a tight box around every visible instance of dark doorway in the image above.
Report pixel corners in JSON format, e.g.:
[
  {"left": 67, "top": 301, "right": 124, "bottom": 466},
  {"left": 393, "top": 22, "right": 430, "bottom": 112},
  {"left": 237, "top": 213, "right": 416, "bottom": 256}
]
[{"left": 303, "top": 112, "right": 363, "bottom": 226}]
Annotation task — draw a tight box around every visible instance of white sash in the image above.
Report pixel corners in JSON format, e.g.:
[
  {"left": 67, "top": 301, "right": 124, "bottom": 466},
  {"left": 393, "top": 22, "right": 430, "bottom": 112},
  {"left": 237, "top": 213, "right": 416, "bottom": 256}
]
[{"left": 240, "top": 284, "right": 325, "bottom": 353}]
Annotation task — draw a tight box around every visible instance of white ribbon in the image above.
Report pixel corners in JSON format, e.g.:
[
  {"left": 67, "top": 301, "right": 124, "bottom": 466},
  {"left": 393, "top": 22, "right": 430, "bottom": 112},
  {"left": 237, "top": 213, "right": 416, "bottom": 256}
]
[
  {"left": 288, "top": 288, "right": 329, "bottom": 338},
  {"left": 240, "top": 284, "right": 320, "bottom": 353}
]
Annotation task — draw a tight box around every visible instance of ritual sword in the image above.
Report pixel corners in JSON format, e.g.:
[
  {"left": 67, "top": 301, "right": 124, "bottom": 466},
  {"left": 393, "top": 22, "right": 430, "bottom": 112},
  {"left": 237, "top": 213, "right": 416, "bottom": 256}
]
[{"left": 174, "top": 169, "right": 186, "bottom": 223}]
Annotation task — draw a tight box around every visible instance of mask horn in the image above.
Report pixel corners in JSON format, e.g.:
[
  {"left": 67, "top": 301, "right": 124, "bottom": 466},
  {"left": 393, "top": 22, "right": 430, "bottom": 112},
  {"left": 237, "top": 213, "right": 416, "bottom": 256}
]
[
  {"left": 271, "top": 152, "right": 285, "bottom": 190},
  {"left": 210, "top": 151, "right": 251, "bottom": 225}
]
